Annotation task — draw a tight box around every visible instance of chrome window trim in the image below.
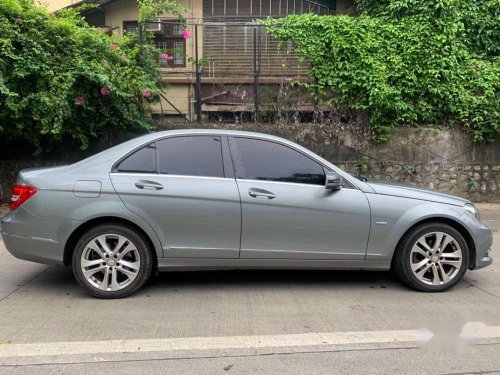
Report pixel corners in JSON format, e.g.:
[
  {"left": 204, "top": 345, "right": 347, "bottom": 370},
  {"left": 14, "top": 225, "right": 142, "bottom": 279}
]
[
  {"left": 110, "top": 132, "right": 362, "bottom": 190},
  {"left": 110, "top": 172, "right": 235, "bottom": 182},
  {"left": 112, "top": 134, "right": 227, "bottom": 179},
  {"left": 228, "top": 136, "right": 359, "bottom": 190},
  {"left": 235, "top": 178, "right": 360, "bottom": 191}
]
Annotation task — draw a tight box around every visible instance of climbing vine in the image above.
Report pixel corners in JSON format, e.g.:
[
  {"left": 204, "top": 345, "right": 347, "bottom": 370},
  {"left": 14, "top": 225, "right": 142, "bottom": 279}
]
[{"left": 262, "top": 0, "right": 499, "bottom": 142}]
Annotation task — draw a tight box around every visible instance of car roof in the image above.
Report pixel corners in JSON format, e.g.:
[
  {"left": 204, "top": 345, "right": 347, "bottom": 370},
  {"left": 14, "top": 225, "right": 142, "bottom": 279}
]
[
  {"left": 69, "top": 129, "right": 295, "bottom": 172},
  {"left": 136, "top": 129, "right": 289, "bottom": 141}
]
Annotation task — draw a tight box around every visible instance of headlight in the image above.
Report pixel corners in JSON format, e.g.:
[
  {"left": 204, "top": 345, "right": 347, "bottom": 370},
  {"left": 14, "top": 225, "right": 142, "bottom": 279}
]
[{"left": 464, "top": 204, "right": 479, "bottom": 218}]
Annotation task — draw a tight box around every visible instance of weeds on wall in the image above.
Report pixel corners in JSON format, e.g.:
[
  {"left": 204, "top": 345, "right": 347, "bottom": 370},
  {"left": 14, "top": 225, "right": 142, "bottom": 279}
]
[{"left": 263, "top": 0, "right": 499, "bottom": 143}]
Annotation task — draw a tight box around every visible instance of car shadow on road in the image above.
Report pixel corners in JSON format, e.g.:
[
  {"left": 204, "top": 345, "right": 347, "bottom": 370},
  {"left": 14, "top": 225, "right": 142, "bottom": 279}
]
[
  {"left": 32, "top": 266, "right": 404, "bottom": 299},
  {"left": 148, "top": 268, "right": 402, "bottom": 291}
]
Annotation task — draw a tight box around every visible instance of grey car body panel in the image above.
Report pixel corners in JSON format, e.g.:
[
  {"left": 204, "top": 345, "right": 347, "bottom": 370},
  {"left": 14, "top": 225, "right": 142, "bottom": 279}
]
[
  {"left": 73, "top": 180, "right": 102, "bottom": 198},
  {"left": 0, "top": 129, "right": 493, "bottom": 273},
  {"left": 367, "top": 179, "right": 470, "bottom": 206},
  {"left": 110, "top": 174, "right": 241, "bottom": 258},
  {"left": 156, "top": 258, "right": 390, "bottom": 271},
  {"left": 2, "top": 168, "right": 164, "bottom": 261},
  {"left": 365, "top": 193, "right": 492, "bottom": 263},
  {"left": 236, "top": 179, "right": 370, "bottom": 260}
]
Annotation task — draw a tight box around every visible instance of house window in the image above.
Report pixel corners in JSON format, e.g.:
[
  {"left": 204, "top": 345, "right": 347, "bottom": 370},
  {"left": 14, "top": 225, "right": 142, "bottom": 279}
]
[
  {"left": 123, "top": 20, "right": 186, "bottom": 67},
  {"left": 156, "top": 21, "right": 186, "bottom": 67},
  {"left": 123, "top": 21, "right": 139, "bottom": 36},
  {"left": 202, "top": 0, "right": 332, "bottom": 17},
  {"left": 173, "top": 24, "right": 184, "bottom": 35},
  {"left": 173, "top": 41, "right": 185, "bottom": 65}
]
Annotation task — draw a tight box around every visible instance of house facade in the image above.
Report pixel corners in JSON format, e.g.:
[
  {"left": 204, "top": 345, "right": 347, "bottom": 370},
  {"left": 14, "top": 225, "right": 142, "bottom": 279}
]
[{"left": 55, "top": 0, "right": 354, "bottom": 121}]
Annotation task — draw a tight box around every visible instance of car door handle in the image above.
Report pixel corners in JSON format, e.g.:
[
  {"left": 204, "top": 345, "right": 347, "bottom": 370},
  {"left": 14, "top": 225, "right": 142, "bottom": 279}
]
[
  {"left": 248, "top": 188, "right": 276, "bottom": 199},
  {"left": 135, "top": 180, "right": 164, "bottom": 190}
]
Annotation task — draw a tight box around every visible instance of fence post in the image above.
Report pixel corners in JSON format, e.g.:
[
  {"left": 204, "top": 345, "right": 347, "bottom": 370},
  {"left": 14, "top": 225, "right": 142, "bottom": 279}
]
[
  {"left": 137, "top": 21, "right": 144, "bottom": 66},
  {"left": 195, "top": 23, "right": 202, "bottom": 123},
  {"left": 253, "top": 26, "right": 260, "bottom": 124}
]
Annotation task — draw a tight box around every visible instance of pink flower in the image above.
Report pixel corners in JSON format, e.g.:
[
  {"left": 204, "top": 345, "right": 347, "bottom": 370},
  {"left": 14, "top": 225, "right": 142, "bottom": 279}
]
[
  {"left": 100, "top": 87, "right": 111, "bottom": 96},
  {"left": 160, "top": 53, "right": 173, "bottom": 61},
  {"left": 182, "top": 29, "right": 192, "bottom": 40},
  {"left": 142, "top": 90, "right": 151, "bottom": 98},
  {"left": 74, "top": 95, "right": 85, "bottom": 105},
  {"left": 110, "top": 42, "right": 117, "bottom": 50}
]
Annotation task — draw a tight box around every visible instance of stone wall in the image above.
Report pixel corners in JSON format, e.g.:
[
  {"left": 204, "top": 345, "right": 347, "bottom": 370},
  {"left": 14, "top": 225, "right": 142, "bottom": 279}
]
[
  {"left": 0, "top": 122, "right": 498, "bottom": 203},
  {"left": 154, "top": 121, "right": 500, "bottom": 202},
  {"left": 339, "top": 162, "right": 498, "bottom": 203}
]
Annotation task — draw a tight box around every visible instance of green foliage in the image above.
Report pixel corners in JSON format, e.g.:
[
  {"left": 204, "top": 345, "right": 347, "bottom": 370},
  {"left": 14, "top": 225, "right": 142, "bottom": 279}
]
[
  {"left": 262, "top": 0, "right": 500, "bottom": 142},
  {"left": 468, "top": 176, "right": 480, "bottom": 190},
  {"left": 355, "top": 160, "right": 372, "bottom": 173},
  {"left": 0, "top": 0, "right": 179, "bottom": 150},
  {"left": 138, "top": 0, "right": 186, "bottom": 23},
  {"left": 377, "top": 156, "right": 390, "bottom": 168},
  {"left": 402, "top": 164, "right": 416, "bottom": 175}
]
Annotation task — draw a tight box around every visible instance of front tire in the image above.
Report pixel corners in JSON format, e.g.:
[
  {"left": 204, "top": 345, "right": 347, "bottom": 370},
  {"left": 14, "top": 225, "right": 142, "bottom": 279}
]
[
  {"left": 393, "top": 223, "right": 469, "bottom": 292},
  {"left": 72, "top": 224, "right": 153, "bottom": 299}
]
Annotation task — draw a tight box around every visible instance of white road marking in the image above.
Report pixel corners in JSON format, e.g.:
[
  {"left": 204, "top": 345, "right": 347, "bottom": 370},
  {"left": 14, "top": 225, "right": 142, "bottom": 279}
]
[{"left": 1, "top": 325, "right": 499, "bottom": 358}]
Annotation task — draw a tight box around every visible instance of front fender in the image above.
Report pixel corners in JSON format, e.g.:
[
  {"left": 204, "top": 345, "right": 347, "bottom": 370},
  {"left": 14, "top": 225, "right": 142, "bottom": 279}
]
[{"left": 365, "top": 194, "right": 470, "bottom": 261}]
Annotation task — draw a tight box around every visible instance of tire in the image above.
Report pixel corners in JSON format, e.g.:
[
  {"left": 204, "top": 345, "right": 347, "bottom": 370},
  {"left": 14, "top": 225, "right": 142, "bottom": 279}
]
[
  {"left": 393, "top": 223, "right": 469, "bottom": 292},
  {"left": 72, "top": 224, "right": 154, "bottom": 299}
]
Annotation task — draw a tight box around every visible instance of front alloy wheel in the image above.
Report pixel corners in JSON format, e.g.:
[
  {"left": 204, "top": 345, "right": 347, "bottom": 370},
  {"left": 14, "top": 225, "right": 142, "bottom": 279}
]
[
  {"left": 410, "top": 232, "right": 463, "bottom": 286},
  {"left": 73, "top": 224, "right": 153, "bottom": 298},
  {"left": 394, "top": 223, "right": 469, "bottom": 292}
]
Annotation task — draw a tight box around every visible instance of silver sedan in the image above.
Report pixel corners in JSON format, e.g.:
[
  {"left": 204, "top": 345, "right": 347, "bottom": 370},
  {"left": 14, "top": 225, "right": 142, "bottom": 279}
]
[{"left": 0, "top": 130, "right": 493, "bottom": 298}]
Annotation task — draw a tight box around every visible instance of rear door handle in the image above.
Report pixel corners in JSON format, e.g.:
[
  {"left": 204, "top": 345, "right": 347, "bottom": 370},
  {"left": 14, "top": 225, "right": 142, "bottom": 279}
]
[
  {"left": 248, "top": 188, "right": 276, "bottom": 199},
  {"left": 135, "top": 180, "right": 164, "bottom": 190}
]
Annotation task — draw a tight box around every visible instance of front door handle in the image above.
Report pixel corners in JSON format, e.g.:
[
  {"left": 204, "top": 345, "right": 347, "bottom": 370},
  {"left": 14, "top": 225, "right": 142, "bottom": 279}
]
[
  {"left": 248, "top": 188, "right": 276, "bottom": 199},
  {"left": 135, "top": 180, "right": 164, "bottom": 190}
]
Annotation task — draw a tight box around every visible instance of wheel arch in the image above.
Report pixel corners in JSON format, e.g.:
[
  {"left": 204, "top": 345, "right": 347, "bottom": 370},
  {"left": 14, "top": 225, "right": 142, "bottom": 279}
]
[
  {"left": 63, "top": 216, "right": 161, "bottom": 267},
  {"left": 392, "top": 216, "right": 476, "bottom": 269}
]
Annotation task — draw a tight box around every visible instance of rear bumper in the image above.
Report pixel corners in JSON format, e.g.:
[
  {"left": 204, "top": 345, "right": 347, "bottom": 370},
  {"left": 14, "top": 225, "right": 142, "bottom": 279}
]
[
  {"left": 1, "top": 232, "right": 64, "bottom": 265},
  {"left": 1, "top": 208, "right": 80, "bottom": 266}
]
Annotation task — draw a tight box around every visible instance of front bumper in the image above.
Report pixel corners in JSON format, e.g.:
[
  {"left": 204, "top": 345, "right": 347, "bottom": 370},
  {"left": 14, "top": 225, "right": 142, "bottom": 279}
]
[
  {"left": 470, "top": 224, "right": 493, "bottom": 270},
  {"left": 474, "top": 253, "right": 493, "bottom": 270}
]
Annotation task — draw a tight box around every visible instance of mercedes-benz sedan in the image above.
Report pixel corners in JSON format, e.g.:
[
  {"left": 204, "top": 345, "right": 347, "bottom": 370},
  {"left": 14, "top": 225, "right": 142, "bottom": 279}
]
[{"left": 0, "top": 130, "right": 493, "bottom": 298}]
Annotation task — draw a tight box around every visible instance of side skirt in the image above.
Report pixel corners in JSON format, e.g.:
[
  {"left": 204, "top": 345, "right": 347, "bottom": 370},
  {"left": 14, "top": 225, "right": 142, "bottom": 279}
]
[{"left": 157, "top": 258, "right": 391, "bottom": 272}]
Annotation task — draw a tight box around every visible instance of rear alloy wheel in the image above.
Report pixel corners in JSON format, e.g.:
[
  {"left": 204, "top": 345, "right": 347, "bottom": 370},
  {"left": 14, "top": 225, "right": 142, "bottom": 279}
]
[
  {"left": 394, "top": 223, "right": 469, "bottom": 292},
  {"left": 72, "top": 225, "right": 153, "bottom": 298}
]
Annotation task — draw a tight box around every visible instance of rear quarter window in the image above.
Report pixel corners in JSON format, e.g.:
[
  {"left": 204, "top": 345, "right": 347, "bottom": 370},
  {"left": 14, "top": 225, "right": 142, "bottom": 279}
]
[{"left": 116, "top": 143, "right": 156, "bottom": 173}]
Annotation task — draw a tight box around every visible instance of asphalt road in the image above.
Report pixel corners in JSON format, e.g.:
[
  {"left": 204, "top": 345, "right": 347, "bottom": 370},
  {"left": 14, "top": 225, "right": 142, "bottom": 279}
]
[{"left": 0, "top": 206, "right": 499, "bottom": 374}]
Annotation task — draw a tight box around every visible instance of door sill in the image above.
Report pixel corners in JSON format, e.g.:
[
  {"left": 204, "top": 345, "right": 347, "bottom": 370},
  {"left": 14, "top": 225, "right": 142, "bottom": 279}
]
[{"left": 157, "top": 258, "right": 390, "bottom": 271}]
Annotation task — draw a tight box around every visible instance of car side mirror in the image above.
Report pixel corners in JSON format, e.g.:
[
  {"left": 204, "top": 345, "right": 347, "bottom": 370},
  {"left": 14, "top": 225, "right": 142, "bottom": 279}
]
[{"left": 325, "top": 171, "right": 343, "bottom": 190}]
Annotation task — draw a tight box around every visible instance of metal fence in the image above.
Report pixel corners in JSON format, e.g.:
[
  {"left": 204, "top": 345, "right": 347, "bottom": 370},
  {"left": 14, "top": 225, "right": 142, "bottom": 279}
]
[{"left": 158, "top": 20, "right": 315, "bottom": 123}]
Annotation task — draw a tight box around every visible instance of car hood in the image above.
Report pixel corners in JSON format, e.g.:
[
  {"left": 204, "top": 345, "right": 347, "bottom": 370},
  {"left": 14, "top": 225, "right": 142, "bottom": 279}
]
[{"left": 366, "top": 179, "right": 471, "bottom": 206}]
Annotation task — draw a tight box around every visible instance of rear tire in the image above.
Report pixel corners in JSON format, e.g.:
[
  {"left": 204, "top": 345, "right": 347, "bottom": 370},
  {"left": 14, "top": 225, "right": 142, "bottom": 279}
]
[
  {"left": 393, "top": 223, "right": 469, "bottom": 292},
  {"left": 72, "top": 224, "right": 153, "bottom": 299}
]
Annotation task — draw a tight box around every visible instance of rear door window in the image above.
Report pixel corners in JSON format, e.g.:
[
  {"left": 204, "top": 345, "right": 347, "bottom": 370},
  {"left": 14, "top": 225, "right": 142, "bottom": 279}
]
[{"left": 158, "top": 136, "right": 224, "bottom": 178}]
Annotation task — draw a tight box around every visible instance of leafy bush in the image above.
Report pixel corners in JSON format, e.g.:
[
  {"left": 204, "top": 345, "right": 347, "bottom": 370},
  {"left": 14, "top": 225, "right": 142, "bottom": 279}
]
[
  {"left": 263, "top": 0, "right": 499, "bottom": 142},
  {"left": 0, "top": 0, "right": 177, "bottom": 150}
]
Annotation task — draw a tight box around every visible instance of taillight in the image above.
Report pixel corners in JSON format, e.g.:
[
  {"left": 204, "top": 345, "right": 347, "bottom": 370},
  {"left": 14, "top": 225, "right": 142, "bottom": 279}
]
[{"left": 10, "top": 185, "right": 37, "bottom": 210}]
